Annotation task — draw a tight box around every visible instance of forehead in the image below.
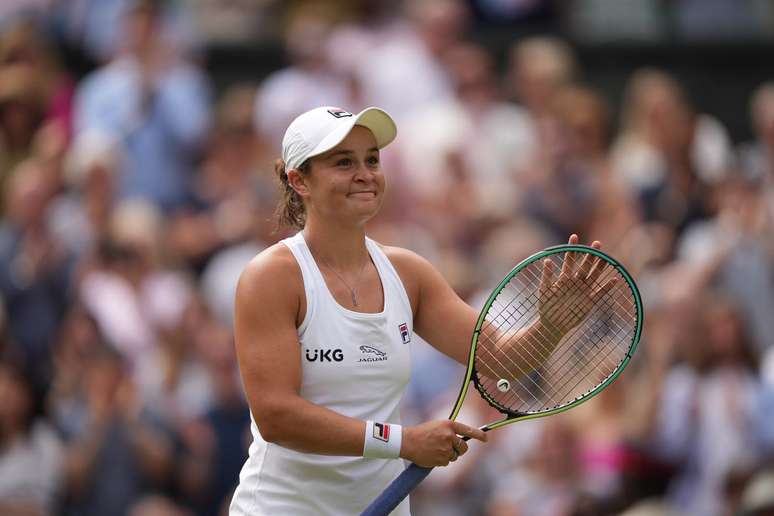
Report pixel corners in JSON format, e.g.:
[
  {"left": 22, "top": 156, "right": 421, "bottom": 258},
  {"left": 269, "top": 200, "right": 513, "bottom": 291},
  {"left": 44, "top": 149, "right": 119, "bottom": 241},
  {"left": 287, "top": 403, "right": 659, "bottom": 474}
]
[{"left": 329, "top": 125, "right": 378, "bottom": 153}]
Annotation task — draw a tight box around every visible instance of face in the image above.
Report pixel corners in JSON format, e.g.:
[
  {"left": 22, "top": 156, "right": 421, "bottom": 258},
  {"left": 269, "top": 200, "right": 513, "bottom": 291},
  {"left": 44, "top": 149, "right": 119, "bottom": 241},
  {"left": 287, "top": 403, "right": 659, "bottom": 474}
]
[{"left": 290, "top": 125, "right": 385, "bottom": 226}]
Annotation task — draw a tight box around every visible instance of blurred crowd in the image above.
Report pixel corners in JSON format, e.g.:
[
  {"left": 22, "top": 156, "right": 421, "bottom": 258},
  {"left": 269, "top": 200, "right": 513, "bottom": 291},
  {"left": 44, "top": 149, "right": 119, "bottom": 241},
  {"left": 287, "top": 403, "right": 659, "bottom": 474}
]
[{"left": 1, "top": 1, "right": 774, "bottom": 516}]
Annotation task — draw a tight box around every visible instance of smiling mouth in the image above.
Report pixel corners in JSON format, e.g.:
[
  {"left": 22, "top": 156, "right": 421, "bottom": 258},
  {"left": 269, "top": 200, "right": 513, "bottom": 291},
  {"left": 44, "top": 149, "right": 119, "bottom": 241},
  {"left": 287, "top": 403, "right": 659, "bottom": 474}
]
[{"left": 348, "top": 192, "right": 377, "bottom": 198}]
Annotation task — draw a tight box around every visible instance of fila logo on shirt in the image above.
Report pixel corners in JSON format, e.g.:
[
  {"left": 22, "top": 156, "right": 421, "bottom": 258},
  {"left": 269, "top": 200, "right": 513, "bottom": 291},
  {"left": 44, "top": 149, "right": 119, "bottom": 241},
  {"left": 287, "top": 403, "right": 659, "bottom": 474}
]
[
  {"left": 305, "top": 348, "right": 344, "bottom": 362},
  {"left": 373, "top": 422, "right": 391, "bottom": 442},
  {"left": 398, "top": 323, "right": 411, "bottom": 344},
  {"left": 327, "top": 108, "right": 353, "bottom": 119}
]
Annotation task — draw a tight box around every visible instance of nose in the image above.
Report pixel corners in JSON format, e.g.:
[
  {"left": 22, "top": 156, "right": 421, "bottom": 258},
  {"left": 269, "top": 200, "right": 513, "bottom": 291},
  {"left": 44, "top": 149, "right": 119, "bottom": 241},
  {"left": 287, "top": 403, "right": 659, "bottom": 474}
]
[{"left": 353, "top": 160, "right": 377, "bottom": 181}]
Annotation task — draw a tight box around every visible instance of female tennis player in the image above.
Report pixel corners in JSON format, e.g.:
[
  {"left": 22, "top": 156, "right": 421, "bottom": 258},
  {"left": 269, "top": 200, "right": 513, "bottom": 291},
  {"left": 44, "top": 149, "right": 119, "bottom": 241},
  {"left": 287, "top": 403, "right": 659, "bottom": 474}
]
[{"left": 229, "top": 106, "right": 603, "bottom": 515}]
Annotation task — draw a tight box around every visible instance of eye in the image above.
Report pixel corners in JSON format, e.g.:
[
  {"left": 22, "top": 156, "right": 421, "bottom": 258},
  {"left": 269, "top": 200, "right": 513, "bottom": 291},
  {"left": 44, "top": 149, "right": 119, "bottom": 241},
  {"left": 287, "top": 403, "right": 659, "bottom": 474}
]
[
  {"left": 366, "top": 156, "right": 380, "bottom": 167},
  {"left": 336, "top": 158, "right": 353, "bottom": 168}
]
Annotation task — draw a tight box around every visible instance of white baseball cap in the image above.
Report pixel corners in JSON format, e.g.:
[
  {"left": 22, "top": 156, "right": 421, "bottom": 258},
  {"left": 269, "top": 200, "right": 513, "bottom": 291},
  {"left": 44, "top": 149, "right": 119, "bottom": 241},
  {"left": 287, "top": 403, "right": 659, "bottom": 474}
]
[{"left": 282, "top": 106, "right": 397, "bottom": 171}]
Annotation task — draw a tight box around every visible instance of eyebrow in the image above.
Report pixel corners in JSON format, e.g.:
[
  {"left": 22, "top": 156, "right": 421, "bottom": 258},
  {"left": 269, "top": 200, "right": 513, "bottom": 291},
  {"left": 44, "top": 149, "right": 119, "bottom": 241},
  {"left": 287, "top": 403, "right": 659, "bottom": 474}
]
[{"left": 321, "top": 147, "right": 380, "bottom": 160}]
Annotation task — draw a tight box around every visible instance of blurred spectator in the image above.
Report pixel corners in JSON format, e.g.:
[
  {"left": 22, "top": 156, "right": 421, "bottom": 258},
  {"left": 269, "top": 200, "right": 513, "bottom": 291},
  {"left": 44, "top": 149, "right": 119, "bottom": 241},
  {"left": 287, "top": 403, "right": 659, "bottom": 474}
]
[
  {"left": 677, "top": 172, "right": 774, "bottom": 354},
  {"left": 138, "top": 294, "right": 215, "bottom": 429},
  {"left": 569, "top": 378, "right": 633, "bottom": 504},
  {"left": 52, "top": 0, "right": 199, "bottom": 64},
  {"left": 0, "top": 159, "right": 74, "bottom": 386},
  {"left": 487, "top": 417, "right": 586, "bottom": 516},
  {"left": 78, "top": 199, "right": 192, "bottom": 390},
  {"left": 507, "top": 36, "right": 577, "bottom": 133},
  {"left": 0, "top": 57, "right": 43, "bottom": 198},
  {"left": 521, "top": 84, "right": 640, "bottom": 247},
  {"left": 739, "top": 81, "right": 774, "bottom": 185},
  {"left": 48, "top": 305, "right": 107, "bottom": 433},
  {"left": 611, "top": 68, "right": 734, "bottom": 235},
  {"left": 649, "top": 294, "right": 774, "bottom": 516},
  {"left": 0, "top": 359, "right": 63, "bottom": 516},
  {"left": 344, "top": 0, "right": 468, "bottom": 122},
  {"left": 175, "top": 319, "right": 249, "bottom": 516},
  {"left": 48, "top": 130, "right": 120, "bottom": 258},
  {"left": 74, "top": 0, "right": 211, "bottom": 212},
  {"left": 56, "top": 345, "right": 175, "bottom": 516},
  {"left": 253, "top": 2, "right": 356, "bottom": 149},
  {"left": 0, "top": 18, "right": 74, "bottom": 191},
  {"left": 399, "top": 41, "right": 536, "bottom": 226},
  {"left": 169, "top": 84, "right": 272, "bottom": 275}
]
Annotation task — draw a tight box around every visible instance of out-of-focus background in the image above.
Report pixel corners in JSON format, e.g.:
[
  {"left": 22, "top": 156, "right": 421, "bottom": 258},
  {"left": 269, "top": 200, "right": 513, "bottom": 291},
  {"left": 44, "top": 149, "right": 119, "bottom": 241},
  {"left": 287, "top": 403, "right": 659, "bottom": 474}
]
[{"left": 1, "top": 0, "right": 774, "bottom": 515}]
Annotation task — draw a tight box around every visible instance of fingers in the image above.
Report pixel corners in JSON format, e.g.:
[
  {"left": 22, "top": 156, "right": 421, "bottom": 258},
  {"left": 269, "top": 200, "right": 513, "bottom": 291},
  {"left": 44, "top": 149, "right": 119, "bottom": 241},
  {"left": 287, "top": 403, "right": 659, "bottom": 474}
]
[
  {"left": 591, "top": 276, "right": 619, "bottom": 301},
  {"left": 451, "top": 421, "right": 488, "bottom": 443},
  {"left": 539, "top": 258, "right": 554, "bottom": 299},
  {"left": 574, "top": 240, "right": 597, "bottom": 278},
  {"left": 565, "top": 236, "right": 606, "bottom": 282},
  {"left": 454, "top": 437, "right": 469, "bottom": 456},
  {"left": 560, "top": 234, "right": 578, "bottom": 279},
  {"left": 449, "top": 436, "right": 467, "bottom": 462},
  {"left": 588, "top": 255, "right": 611, "bottom": 285}
]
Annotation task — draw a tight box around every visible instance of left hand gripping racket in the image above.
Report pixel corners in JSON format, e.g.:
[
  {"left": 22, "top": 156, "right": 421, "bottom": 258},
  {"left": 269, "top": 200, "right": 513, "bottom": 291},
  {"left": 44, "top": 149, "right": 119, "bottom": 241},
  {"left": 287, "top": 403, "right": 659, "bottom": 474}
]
[{"left": 361, "top": 244, "right": 643, "bottom": 515}]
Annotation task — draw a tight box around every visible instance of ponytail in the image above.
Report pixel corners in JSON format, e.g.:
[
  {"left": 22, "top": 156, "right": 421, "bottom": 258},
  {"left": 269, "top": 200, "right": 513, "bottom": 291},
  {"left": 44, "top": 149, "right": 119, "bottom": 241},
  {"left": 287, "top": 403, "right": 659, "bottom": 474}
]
[{"left": 273, "top": 159, "right": 310, "bottom": 230}]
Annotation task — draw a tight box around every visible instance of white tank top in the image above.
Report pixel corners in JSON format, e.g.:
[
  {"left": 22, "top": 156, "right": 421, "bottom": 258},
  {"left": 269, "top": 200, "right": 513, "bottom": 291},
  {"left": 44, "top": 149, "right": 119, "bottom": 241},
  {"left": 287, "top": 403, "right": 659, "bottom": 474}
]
[{"left": 230, "top": 232, "right": 413, "bottom": 516}]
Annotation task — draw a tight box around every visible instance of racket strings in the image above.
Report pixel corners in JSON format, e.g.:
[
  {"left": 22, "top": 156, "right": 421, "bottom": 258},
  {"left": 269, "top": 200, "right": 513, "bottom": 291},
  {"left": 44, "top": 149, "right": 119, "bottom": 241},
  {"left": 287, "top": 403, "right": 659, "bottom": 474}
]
[
  {"left": 478, "top": 287, "right": 622, "bottom": 412},
  {"left": 499, "top": 267, "right": 633, "bottom": 405},
  {"left": 474, "top": 252, "right": 636, "bottom": 414},
  {"left": 479, "top": 281, "right": 627, "bottom": 412},
  {"left": 482, "top": 267, "right": 626, "bottom": 377},
  {"left": 485, "top": 268, "right": 633, "bottom": 411}
]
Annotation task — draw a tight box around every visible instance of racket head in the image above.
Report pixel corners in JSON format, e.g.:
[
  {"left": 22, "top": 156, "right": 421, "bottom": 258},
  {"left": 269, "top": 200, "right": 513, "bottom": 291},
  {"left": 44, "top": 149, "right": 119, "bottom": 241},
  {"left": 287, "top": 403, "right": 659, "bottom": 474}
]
[{"left": 450, "top": 244, "right": 642, "bottom": 426}]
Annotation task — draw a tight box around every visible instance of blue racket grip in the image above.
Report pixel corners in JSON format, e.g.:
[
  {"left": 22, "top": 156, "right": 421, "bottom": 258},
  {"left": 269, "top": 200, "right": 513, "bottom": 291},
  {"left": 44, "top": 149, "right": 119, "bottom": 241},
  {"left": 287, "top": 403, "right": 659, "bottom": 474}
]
[{"left": 360, "top": 463, "right": 433, "bottom": 516}]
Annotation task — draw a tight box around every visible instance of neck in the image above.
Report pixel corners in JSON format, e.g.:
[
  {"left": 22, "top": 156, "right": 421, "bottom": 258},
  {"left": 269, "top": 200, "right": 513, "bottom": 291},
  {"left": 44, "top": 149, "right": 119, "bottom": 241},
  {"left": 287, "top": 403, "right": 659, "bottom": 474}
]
[{"left": 302, "top": 216, "right": 369, "bottom": 271}]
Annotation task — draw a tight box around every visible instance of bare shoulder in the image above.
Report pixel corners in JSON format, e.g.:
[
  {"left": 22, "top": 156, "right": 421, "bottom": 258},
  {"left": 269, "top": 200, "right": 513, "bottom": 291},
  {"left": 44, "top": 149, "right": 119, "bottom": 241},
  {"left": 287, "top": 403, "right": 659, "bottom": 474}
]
[
  {"left": 374, "top": 243, "right": 442, "bottom": 308},
  {"left": 236, "top": 242, "right": 303, "bottom": 306},
  {"left": 378, "top": 244, "right": 434, "bottom": 278}
]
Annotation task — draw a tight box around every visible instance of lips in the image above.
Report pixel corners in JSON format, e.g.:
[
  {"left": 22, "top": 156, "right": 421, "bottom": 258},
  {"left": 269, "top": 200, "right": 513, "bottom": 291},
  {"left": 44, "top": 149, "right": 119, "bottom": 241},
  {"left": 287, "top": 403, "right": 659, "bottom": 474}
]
[{"left": 348, "top": 191, "right": 377, "bottom": 198}]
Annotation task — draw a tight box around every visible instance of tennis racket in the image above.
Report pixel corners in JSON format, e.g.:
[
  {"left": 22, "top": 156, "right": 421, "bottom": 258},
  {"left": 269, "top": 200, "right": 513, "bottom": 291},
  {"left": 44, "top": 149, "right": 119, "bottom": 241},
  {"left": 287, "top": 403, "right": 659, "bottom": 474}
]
[{"left": 361, "top": 244, "right": 643, "bottom": 516}]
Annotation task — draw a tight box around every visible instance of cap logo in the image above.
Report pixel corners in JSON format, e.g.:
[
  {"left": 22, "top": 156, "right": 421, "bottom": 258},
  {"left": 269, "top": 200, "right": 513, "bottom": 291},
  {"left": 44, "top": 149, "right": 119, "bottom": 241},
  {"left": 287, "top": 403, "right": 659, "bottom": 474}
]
[{"left": 327, "top": 108, "right": 353, "bottom": 119}]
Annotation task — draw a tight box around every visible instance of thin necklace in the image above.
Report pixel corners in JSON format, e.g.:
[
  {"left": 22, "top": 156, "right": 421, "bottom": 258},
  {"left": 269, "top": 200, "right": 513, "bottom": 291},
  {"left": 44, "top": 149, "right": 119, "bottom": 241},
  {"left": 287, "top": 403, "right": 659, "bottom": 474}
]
[{"left": 318, "top": 256, "right": 369, "bottom": 307}]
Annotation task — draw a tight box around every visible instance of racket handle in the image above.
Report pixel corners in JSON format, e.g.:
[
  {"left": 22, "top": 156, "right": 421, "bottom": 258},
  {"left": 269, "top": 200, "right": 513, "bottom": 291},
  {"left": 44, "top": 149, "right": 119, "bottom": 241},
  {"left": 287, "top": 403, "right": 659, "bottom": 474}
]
[{"left": 360, "top": 463, "right": 433, "bottom": 516}]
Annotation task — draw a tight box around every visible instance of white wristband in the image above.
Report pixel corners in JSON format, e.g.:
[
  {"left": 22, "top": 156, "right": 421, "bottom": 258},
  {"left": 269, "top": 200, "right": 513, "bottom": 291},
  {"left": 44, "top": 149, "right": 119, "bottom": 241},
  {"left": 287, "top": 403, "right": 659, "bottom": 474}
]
[{"left": 363, "top": 420, "right": 402, "bottom": 459}]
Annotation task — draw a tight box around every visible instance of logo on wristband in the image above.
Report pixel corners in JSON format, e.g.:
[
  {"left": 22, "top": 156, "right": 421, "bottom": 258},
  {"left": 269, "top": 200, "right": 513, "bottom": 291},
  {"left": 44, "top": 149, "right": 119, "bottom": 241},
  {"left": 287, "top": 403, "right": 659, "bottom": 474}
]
[{"left": 373, "top": 422, "right": 391, "bottom": 442}]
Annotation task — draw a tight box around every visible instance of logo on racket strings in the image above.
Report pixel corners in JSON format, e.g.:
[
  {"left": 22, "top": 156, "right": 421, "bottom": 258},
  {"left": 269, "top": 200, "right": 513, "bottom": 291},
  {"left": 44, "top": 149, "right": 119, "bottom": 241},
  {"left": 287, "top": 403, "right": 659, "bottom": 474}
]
[
  {"left": 398, "top": 323, "right": 411, "bottom": 344},
  {"left": 373, "top": 422, "right": 391, "bottom": 442}
]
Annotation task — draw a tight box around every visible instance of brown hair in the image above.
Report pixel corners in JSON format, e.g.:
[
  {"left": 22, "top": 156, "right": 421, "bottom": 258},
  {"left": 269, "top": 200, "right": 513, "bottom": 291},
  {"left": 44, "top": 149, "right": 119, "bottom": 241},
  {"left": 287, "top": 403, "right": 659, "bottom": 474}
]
[{"left": 274, "top": 158, "right": 311, "bottom": 230}]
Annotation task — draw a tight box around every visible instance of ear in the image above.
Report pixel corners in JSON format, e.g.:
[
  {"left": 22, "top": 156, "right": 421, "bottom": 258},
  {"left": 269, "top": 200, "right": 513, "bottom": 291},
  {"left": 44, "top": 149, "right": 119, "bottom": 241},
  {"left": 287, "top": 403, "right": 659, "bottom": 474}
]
[{"left": 286, "top": 168, "right": 310, "bottom": 198}]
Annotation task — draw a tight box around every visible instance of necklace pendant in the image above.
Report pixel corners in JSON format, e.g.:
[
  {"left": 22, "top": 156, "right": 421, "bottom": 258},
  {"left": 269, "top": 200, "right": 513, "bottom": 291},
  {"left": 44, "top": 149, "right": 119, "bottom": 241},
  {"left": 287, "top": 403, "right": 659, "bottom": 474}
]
[{"left": 351, "top": 292, "right": 358, "bottom": 306}]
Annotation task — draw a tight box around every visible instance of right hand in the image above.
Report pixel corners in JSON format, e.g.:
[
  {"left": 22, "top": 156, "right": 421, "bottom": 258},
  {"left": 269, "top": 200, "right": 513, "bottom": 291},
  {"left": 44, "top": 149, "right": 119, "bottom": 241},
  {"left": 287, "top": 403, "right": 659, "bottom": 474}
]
[{"left": 400, "top": 420, "right": 487, "bottom": 468}]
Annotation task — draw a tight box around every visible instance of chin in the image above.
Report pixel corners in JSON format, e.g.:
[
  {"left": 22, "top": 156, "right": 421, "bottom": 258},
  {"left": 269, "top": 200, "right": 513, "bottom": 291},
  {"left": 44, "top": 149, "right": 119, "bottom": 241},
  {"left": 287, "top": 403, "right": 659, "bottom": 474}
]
[{"left": 352, "top": 203, "right": 383, "bottom": 224}]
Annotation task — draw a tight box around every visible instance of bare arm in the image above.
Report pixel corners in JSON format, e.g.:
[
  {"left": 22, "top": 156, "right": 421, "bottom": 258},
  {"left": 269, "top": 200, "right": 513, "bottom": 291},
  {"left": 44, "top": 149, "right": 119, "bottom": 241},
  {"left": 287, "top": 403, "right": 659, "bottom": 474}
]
[{"left": 234, "top": 246, "right": 366, "bottom": 456}]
